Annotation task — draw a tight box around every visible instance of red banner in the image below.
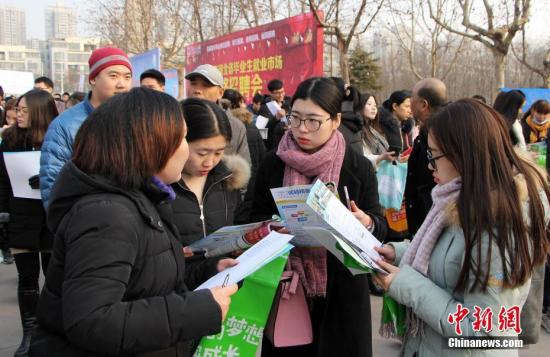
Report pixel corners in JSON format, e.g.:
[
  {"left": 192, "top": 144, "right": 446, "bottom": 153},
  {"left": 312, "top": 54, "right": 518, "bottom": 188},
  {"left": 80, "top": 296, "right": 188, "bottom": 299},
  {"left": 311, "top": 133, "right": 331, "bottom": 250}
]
[{"left": 185, "top": 13, "right": 324, "bottom": 101}]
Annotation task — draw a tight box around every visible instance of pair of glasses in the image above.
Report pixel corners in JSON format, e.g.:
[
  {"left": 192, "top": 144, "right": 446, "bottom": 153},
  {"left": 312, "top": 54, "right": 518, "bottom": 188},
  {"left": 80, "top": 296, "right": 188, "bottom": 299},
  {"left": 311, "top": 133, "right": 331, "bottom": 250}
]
[
  {"left": 288, "top": 115, "right": 331, "bottom": 132},
  {"left": 426, "top": 149, "right": 445, "bottom": 170},
  {"left": 15, "top": 107, "right": 28, "bottom": 114}
]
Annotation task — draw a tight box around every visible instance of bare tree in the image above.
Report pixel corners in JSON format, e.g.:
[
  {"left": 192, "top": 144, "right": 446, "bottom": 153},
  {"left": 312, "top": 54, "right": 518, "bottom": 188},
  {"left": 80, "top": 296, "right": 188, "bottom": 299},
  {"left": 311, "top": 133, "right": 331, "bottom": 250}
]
[
  {"left": 512, "top": 29, "right": 550, "bottom": 88},
  {"left": 308, "top": 0, "right": 385, "bottom": 83},
  {"left": 388, "top": 0, "right": 466, "bottom": 81},
  {"left": 89, "top": 0, "right": 189, "bottom": 67},
  {"left": 427, "top": 0, "right": 531, "bottom": 93}
]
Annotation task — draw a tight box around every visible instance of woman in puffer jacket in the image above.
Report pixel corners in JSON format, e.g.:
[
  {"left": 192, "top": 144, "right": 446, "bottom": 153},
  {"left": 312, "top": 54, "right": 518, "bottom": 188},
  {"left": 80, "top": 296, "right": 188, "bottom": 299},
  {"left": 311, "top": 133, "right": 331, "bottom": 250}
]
[
  {"left": 171, "top": 98, "right": 250, "bottom": 246},
  {"left": 29, "top": 88, "right": 238, "bottom": 357}
]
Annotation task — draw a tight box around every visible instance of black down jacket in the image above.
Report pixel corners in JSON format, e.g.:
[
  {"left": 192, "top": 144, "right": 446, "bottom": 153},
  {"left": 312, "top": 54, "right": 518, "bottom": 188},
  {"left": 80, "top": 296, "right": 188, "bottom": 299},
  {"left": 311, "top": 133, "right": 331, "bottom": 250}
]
[
  {"left": 0, "top": 135, "right": 53, "bottom": 250},
  {"left": 338, "top": 101, "right": 364, "bottom": 156},
  {"left": 171, "top": 155, "right": 250, "bottom": 246},
  {"left": 29, "top": 161, "right": 223, "bottom": 357}
]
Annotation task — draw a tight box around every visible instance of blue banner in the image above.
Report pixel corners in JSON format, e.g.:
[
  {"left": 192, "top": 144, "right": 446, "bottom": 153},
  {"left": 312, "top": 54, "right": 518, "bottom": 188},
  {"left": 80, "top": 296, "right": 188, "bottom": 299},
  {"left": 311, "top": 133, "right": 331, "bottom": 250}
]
[
  {"left": 501, "top": 87, "right": 550, "bottom": 111},
  {"left": 162, "top": 69, "right": 179, "bottom": 98},
  {"left": 130, "top": 48, "right": 161, "bottom": 87}
]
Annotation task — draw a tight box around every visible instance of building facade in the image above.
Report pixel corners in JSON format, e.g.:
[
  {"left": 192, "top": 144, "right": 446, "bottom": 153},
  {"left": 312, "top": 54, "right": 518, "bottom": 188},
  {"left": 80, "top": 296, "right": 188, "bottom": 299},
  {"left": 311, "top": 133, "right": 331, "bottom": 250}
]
[
  {"left": 0, "top": 6, "right": 26, "bottom": 46},
  {"left": 0, "top": 45, "right": 43, "bottom": 74},
  {"left": 45, "top": 4, "right": 78, "bottom": 40},
  {"left": 43, "top": 37, "right": 99, "bottom": 92}
]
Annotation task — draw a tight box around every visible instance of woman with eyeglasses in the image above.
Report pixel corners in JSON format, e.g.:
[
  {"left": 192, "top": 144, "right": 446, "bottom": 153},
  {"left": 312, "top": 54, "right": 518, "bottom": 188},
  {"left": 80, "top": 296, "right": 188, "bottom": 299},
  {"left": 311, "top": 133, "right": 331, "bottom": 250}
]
[
  {"left": 251, "top": 77, "right": 387, "bottom": 357},
  {"left": 373, "top": 99, "right": 550, "bottom": 357},
  {"left": 0, "top": 89, "right": 58, "bottom": 356}
]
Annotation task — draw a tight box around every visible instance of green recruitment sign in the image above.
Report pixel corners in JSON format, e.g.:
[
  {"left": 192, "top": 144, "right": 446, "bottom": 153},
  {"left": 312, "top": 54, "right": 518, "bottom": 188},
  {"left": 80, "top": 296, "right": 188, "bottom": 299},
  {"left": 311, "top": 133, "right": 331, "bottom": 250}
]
[{"left": 194, "top": 253, "right": 289, "bottom": 357}]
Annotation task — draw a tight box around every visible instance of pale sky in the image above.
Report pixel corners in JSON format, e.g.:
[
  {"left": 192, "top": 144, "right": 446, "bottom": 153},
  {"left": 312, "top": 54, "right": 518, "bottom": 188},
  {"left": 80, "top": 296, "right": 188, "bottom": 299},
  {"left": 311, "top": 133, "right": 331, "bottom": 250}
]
[
  {"left": 0, "top": 0, "right": 88, "bottom": 40},
  {"left": 1, "top": 0, "right": 549, "bottom": 42}
]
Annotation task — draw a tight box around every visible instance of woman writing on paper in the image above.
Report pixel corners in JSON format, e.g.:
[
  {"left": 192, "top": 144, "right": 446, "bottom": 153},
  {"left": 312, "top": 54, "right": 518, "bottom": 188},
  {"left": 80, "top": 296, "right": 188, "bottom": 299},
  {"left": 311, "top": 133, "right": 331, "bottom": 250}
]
[
  {"left": 0, "top": 89, "right": 57, "bottom": 356},
  {"left": 171, "top": 98, "right": 250, "bottom": 247},
  {"left": 373, "top": 99, "right": 550, "bottom": 357},
  {"left": 251, "top": 77, "right": 387, "bottom": 357},
  {"left": 29, "top": 89, "right": 238, "bottom": 356}
]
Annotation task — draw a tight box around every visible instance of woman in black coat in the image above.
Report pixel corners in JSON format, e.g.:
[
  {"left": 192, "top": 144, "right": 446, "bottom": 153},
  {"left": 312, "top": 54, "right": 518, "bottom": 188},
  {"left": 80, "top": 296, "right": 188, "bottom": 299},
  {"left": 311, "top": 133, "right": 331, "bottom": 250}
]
[
  {"left": 171, "top": 99, "right": 250, "bottom": 247},
  {"left": 29, "top": 88, "right": 238, "bottom": 357},
  {"left": 252, "top": 78, "right": 387, "bottom": 357},
  {"left": 0, "top": 89, "right": 57, "bottom": 356},
  {"left": 379, "top": 90, "right": 413, "bottom": 154}
]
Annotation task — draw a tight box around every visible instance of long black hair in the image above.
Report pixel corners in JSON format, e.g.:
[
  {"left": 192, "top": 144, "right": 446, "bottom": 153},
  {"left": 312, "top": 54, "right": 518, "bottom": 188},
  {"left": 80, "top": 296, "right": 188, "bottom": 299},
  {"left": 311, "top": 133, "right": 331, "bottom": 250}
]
[
  {"left": 426, "top": 98, "right": 550, "bottom": 292},
  {"left": 493, "top": 90, "right": 526, "bottom": 128},
  {"left": 382, "top": 90, "right": 411, "bottom": 113},
  {"left": 3, "top": 89, "right": 58, "bottom": 148},
  {"left": 291, "top": 77, "right": 343, "bottom": 118},
  {"left": 180, "top": 98, "right": 232, "bottom": 143}
]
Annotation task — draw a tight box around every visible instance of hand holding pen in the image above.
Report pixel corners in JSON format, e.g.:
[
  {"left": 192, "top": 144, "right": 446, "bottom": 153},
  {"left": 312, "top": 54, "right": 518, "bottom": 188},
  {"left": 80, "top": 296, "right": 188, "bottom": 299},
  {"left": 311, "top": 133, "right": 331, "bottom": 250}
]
[{"left": 344, "top": 186, "right": 374, "bottom": 230}]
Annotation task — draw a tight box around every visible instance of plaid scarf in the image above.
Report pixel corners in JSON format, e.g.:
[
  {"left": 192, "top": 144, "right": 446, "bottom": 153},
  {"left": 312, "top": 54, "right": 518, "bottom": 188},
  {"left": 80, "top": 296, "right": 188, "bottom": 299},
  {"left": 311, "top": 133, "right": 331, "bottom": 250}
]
[
  {"left": 400, "top": 176, "right": 462, "bottom": 336},
  {"left": 276, "top": 130, "right": 346, "bottom": 297}
]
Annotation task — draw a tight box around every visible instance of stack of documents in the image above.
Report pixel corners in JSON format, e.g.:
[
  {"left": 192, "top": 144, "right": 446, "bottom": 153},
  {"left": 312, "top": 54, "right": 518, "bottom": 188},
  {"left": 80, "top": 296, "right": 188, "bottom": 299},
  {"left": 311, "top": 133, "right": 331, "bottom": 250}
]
[{"left": 195, "top": 231, "right": 293, "bottom": 290}]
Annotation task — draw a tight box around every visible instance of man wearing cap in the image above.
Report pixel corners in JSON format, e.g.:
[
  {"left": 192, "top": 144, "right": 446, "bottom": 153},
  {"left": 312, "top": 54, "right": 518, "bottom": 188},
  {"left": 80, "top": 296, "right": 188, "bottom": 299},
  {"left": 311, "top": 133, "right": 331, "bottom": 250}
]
[
  {"left": 185, "top": 64, "right": 251, "bottom": 164},
  {"left": 39, "top": 47, "right": 132, "bottom": 208}
]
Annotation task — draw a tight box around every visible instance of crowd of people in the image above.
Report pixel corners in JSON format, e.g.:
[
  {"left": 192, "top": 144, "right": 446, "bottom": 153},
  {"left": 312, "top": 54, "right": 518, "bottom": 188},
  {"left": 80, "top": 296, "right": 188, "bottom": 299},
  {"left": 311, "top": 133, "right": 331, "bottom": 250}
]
[{"left": 0, "top": 45, "right": 549, "bottom": 357}]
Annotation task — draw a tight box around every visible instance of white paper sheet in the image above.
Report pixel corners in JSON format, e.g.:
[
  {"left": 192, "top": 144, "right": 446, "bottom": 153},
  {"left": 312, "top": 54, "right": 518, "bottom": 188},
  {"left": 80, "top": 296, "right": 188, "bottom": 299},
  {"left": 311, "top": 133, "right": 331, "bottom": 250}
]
[
  {"left": 255, "top": 115, "right": 269, "bottom": 129},
  {"left": 195, "top": 231, "right": 294, "bottom": 290},
  {"left": 3, "top": 151, "right": 41, "bottom": 200},
  {"left": 258, "top": 128, "right": 268, "bottom": 140},
  {"left": 266, "top": 101, "right": 281, "bottom": 116},
  {"left": 306, "top": 180, "right": 385, "bottom": 269}
]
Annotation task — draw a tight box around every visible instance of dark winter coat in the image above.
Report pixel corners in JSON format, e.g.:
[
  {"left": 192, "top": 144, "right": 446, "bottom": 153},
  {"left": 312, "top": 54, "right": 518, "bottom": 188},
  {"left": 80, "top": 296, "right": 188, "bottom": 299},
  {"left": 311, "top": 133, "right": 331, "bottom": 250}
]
[
  {"left": 171, "top": 155, "right": 250, "bottom": 246},
  {"left": 338, "top": 105, "right": 364, "bottom": 155},
  {"left": 0, "top": 134, "right": 53, "bottom": 250},
  {"left": 378, "top": 107, "right": 414, "bottom": 154},
  {"left": 379, "top": 107, "right": 403, "bottom": 153},
  {"left": 404, "top": 128, "right": 436, "bottom": 237},
  {"left": 258, "top": 98, "right": 291, "bottom": 150},
  {"left": 29, "top": 161, "right": 222, "bottom": 357},
  {"left": 244, "top": 122, "right": 266, "bottom": 182},
  {"left": 251, "top": 146, "right": 387, "bottom": 357}
]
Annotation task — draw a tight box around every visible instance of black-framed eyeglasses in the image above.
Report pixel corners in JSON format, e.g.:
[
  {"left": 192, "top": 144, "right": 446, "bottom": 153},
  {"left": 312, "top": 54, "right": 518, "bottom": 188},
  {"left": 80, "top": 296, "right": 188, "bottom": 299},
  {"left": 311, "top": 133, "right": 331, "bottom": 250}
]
[
  {"left": 426, "top": 149, "right": 446, "bottom": 170},
  {"left": 288, "top": 114, "right": 331, "bottom": 132}
]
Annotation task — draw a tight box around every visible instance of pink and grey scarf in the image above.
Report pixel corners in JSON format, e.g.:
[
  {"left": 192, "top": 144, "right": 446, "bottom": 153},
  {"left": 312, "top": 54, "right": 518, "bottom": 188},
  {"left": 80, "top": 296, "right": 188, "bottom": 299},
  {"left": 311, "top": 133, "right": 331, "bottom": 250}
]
[
  {"left": 400, "top": 176, "right": 462, "bottom": 336},
  {"left": 276, "top": 130, "right": 346, "bottom": 297}
]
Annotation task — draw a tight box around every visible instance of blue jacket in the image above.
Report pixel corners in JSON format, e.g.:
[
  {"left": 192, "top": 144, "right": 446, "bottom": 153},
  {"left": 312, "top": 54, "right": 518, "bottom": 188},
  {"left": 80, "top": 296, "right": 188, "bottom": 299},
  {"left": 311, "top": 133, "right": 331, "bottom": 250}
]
[{"left": 39, "top": 93, "right": 94, "bottom": 208}]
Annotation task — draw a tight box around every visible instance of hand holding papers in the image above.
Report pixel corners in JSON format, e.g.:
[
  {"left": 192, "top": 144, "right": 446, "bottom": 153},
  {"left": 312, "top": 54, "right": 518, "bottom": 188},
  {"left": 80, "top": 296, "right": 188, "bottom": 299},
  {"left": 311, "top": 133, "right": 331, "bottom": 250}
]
[
  {"left": 187, "top": 220, "right": 283, "bottom": 258},
  {"left": 2, "top": 151, "right": 41, "bottom": 199},
  {"left": 266, "top": 101, "right": 281, "bottom": 117},
  {"left": 195, "top": 231, "right": 293, "bottom": 290},
  {"left": 255, "top": 115, "right": 269, "bottom": 129},
  {"left": 271, "top": 180, "right": 388, "bottom": 274}
]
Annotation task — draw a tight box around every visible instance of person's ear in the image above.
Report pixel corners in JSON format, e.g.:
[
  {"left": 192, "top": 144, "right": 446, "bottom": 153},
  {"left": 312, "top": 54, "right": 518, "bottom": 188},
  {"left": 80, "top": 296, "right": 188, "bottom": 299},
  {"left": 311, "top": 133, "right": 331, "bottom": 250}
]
[
  {"left": 392, "top": 102, "right": 399, "bottom": 112},
  {"left": 218, "top": 86, "right": 224, "bottom": 98},
  {"left": 332, "top": 113, "right": 342, "bottom": 130}
]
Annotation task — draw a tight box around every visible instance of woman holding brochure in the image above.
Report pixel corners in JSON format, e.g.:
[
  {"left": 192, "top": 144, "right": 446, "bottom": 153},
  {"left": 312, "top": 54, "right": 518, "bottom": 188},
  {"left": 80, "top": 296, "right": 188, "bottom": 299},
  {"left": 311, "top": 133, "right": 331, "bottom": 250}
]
[
  {"left": 372, "top": 99, "right": 550, "bottom": 357},
  {"left": 171, "top": 98, "right": 250, "bottom": 246},
  {"left": 0, "top": 89, "right": 57, "bottom": 356},
  {"left": 29, "top": 88, "right": 238, "bottom": 357},
  {"left": 252, "top": 77, "right": 387, "bottom": 357}
]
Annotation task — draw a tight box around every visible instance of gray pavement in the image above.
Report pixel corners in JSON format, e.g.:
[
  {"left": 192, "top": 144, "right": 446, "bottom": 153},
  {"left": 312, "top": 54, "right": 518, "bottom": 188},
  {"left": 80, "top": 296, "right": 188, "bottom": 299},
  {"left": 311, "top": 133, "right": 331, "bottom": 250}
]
[{"left": 1, "top": 261, "right": 549, "bottom": 356}]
